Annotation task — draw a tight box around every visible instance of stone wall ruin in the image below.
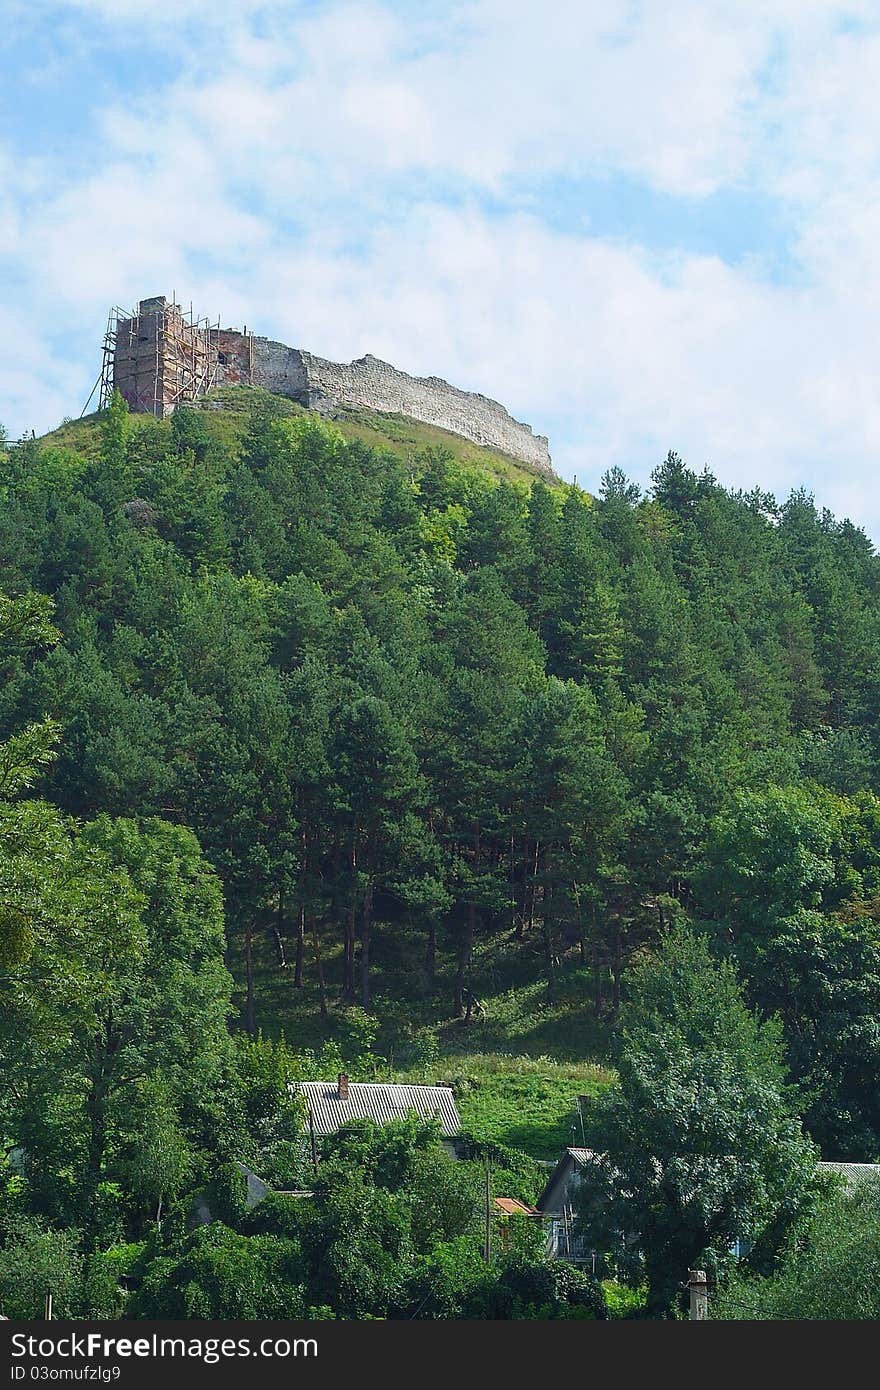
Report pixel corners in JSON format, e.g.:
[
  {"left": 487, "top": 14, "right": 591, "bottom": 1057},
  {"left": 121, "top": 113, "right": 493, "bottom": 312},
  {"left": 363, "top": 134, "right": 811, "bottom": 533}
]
[{"left": 111, "top": 297, "right": 552, "bottom": 475}]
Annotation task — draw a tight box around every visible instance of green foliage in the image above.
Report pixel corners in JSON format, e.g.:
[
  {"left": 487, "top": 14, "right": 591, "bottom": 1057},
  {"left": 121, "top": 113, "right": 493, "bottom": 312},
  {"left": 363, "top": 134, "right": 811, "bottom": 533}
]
[
  {"left": 602, "top": 1279, "right": 647, "bottom": 1318},
  {"left": 714, "top": 1178, "right": 880, "bottom": 1320},
  {"left": 6, "top": 397, "right": 880, "bottom": 1317},
  {"left": 0, "top": 1217, "right": 85, "bottom": 1319},
  {"left": 132, "top": 1224, "right": 306, "bottom": 1319},
  {"left": 699, "top": 785, "right": 880, "bottom": 1154},
  {"left": 582, "top": 928, "right": 821, "bottom": 1316},
  {"left": 0, "top": 807, "right": 235, "bottom": 1237}
]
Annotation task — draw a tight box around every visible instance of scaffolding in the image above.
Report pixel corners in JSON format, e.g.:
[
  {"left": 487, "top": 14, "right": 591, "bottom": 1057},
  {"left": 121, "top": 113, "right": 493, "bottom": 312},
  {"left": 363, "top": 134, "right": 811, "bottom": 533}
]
[
  {"left": 93, "top": 297, "right": 222, "bottom": 417},
  {"left": 164, "top": 299, "right": 222, "bottom": 410},
  {"left": 96, "top": 303, "right": 132, "bottom": 412}
]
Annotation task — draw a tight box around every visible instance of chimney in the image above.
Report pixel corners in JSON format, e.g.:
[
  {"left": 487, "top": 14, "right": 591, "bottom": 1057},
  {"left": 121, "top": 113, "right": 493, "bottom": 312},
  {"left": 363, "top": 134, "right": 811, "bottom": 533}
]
[{"left": 337, "top": 1073, "right": 349, "bottom": 1101}]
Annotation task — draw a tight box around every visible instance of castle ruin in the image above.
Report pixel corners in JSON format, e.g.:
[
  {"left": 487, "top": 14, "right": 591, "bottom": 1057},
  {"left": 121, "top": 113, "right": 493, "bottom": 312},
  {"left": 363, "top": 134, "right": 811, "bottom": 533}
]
[{"left": 106, "top": 297, "right": 553, "bottom": 475}]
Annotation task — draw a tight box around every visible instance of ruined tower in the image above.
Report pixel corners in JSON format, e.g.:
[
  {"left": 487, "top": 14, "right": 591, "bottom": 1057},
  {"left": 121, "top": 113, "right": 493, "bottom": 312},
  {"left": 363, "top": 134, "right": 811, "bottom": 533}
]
[{"left": 107, "top": 297, "right": 220, "bottom": 417}]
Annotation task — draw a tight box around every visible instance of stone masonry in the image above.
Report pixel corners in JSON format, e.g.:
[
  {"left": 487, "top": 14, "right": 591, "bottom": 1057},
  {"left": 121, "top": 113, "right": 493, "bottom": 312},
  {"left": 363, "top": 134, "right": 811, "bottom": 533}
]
[{"left": 112, "top": 297, "right": 553, "bottom": 475}]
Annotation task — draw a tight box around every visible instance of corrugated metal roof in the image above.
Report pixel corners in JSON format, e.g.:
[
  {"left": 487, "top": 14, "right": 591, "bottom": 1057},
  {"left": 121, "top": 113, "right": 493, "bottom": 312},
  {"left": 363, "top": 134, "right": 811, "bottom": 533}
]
[
  {"left": 295, "top": 1081, "right": 462, "bottom": 1137},
  {"left": 567, "top": 1147, "right": 598, "bottom": 1165},
  {"left": 819, "top": 1161, "right": 880, "bottom": 1186}
]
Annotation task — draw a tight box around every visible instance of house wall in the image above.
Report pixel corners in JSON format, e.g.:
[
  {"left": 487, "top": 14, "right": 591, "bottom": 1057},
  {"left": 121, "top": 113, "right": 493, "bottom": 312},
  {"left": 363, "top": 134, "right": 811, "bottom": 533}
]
[{"left": 538, "top": 1162, "right": 584, "bottom": 1217}]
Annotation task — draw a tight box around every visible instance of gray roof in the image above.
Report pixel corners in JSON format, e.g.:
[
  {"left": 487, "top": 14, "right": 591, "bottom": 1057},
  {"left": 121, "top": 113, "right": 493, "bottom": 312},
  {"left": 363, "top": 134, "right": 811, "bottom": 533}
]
[
  {"left": 818, "top": 1161, "right": 880, "bottom": 1187},
  {"left": 295, "top": 1081, "right": 462, "bottom": 1138},
  {"left": 565, "top": 1147, "right": 598, "bottom": 1165},
  {"left": 535, "top": 1147, "right": 600, "bottom": 1212}
]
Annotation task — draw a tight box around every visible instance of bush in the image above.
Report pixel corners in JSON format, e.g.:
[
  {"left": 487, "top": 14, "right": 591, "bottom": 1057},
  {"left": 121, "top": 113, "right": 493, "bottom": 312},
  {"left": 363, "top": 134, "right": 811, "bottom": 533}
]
[
  {"left": 0, "top": 1218, "right": 84, "bottom": 1319},
  {"left": 602, "top": 1279, "right": 647, "bottom": 1318},
  {"left": 714, "top": 1178, "right": 880, "bottom": 1320},
  {"left": 131, "top": 1224, "right": 306, "bottom": 1320}
]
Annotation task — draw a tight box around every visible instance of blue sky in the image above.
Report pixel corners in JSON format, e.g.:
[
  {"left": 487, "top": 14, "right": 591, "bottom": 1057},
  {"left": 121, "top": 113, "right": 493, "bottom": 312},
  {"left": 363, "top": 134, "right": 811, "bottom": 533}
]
[{"left": 3, "top": 1, "right": 880, "bottom": 533}]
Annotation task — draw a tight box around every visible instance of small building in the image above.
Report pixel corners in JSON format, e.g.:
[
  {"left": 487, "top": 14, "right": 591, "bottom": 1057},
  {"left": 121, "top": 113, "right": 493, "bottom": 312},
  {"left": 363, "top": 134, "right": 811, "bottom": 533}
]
[
  {"left": 233, "top": 1162, "right": 313, "bottom": 1211},
  {"left": 534, "top": 1147, "right": 598, "bottom": 1263},
  {"left": 294, "top": 1074, "right": 462, "bottom": 1148}
]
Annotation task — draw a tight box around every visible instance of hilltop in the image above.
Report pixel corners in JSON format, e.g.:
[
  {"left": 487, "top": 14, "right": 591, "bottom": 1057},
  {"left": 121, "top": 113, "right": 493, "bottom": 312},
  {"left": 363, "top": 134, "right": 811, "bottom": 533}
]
[
  {"left": 45, "top": 384, "right": 558, "bottom": 491},
  {"left": 101, "top": 295, "right": 555, "bottom": 475}
]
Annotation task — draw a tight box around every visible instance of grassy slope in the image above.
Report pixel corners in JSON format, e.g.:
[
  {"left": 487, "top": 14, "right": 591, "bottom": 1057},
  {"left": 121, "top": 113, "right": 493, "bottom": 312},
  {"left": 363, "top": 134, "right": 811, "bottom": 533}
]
[
  {"left": 46, "top": 385, "right": 558, "bottom": 489},
  {"left": 42, "top": 392, "right": 605, "bottom": 1157},
  {"left": 239, "top": 916, "right": 614, "bottom": 1159}
]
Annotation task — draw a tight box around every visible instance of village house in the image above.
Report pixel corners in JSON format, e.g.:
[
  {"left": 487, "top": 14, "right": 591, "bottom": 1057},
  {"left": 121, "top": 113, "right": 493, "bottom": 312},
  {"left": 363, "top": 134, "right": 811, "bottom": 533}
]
[
  {"left": 534, "top": 1148, "right": 880, "bottom": 1266},
  {"left": 233, "top": 1075, "right": 463, "bottom": 1212},
  {"left": 294, "top": 1074, "right": 462, "bottom": 1151},
  {"left": 534, "top": 1148, "right": 598, "bottom": 1264}
]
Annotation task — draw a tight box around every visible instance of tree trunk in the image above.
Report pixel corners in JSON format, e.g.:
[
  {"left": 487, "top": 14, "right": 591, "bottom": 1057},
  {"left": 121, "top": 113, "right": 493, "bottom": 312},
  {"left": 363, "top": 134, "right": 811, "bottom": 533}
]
[
  {"left": 425, "top": 918, "right": 436, "bottom": 990},
  {"left": 455, "top": 826, "right": 481, "bottom": 1017},
  {"left": 294, "top": 901, "right": 305, "bottom": 988},
  {"left": 85, "top": 1020, "right": 115, "bottom": 1232},
  {"left": 527, "top": 838, "right": 540, "bottom": 934},
  {"left": 272, "top": 887, "right": 287, "bottom": 969},
  {"left": 245, "top": 926, "right": 256, "bottom": 1035},
  {"left": 86, "top": 1069, "right": 108, "bottom": 1194},
  {"left": 644, "top": 1257, "right": 683, "bottom": 1319},
  {"left": 573, "top": 883, "right": 587, "bottom": 966},
  {"left": 295, "top": 830, "right": 308, "bottom": 988},
  {"left": 543, "top": 874, "right": 555, "bottom": 1004},
  {"left": 343, "top": 836, "right": 358, "bottom": 1001},
  {"left": 311, "top": 916, "right": 328, "bottom": 1019},
  {"left": 612, "top": 918, "right": 622, "bottom": 1015},
  {"left": 455, "top": 902, "right": 475, "bottom": 1017},
  {"left": 360, "top": 879, "right": 374, "bottom": 1010}
]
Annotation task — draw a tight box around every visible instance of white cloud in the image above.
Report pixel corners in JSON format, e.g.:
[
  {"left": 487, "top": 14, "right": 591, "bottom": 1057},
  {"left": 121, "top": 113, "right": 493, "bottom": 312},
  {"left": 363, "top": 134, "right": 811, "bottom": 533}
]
[{"left": 5, "top": 0, "right": 880, "bottom": 535}]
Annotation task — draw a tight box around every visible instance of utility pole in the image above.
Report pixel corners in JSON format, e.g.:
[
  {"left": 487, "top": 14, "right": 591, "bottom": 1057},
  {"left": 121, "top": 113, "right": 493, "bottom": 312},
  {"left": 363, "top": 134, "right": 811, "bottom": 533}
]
[{"left": 687, "top": 1269, "right": 708, "bottom": 1320}]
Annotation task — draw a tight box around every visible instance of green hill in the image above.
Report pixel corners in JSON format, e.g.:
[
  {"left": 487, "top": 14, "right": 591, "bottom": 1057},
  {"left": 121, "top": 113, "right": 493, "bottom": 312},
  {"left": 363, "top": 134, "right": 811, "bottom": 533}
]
[
  {"left": 46, "top": 384, "right": 558, "bottom": 490},
  {"left": 6, "top": 385, "right": 880, "bottom": 1321},
  {"left": 5, "top": 389, "right": 880, "bottom": 1163}
]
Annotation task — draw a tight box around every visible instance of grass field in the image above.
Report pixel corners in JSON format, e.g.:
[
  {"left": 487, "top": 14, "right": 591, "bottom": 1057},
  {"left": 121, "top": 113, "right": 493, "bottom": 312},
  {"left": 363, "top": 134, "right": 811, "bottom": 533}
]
[{"left": 415, "top": 1053, "right": 613, "bottom": 1158}]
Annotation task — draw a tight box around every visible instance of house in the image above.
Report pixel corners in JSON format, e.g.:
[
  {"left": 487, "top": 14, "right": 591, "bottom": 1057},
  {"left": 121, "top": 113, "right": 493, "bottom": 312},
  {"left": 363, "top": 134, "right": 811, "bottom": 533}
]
[
  {"left": 234, "top": 1163, "right": 313, "bottom": 1211},
  {"left": 294, "top": 1074, "right": 463, "bottom": 1151},
  {"left": 534, "top": 1147, "right": 598, "bottom": 1264}
]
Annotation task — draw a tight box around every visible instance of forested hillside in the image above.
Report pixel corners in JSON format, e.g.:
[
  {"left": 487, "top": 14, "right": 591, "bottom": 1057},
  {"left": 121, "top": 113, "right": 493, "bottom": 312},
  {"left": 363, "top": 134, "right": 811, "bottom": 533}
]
[
  {"left": 3, "top": 392, "right": 880, "bottom": 1153},
  {"left": 2, "top": 389, "right": 880, "bottom": 1318}
]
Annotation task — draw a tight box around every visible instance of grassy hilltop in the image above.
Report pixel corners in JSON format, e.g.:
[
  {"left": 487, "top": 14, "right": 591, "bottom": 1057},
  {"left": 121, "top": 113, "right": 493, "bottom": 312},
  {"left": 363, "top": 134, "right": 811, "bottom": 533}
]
[{"left": 49, "top": 383, "right": 556, "bottom": 491}]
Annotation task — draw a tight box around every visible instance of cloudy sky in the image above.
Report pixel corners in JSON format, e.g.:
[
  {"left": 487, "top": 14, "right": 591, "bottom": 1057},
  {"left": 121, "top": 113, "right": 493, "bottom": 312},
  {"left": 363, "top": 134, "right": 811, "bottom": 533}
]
[{"left": 2, "top": 1, "right": 880, "bottom": 531}]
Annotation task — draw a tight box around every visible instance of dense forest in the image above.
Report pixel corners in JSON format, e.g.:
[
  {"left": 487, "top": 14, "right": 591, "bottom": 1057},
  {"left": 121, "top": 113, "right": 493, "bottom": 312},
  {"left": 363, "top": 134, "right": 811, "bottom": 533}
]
[{"left": 1, "top": 390, "right": 880, "bottom": 1318}]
